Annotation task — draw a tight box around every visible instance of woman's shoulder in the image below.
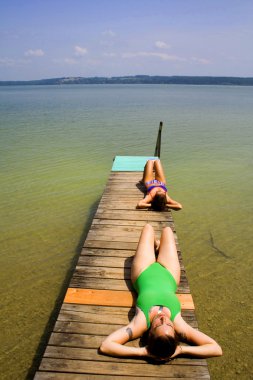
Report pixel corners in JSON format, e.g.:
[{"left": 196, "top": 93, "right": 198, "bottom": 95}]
[
  {"left": 173, "top": 313, "right": 185, "bottom": 329},
  {"left": 132, "top": 307, "right": 148, "bottom": 332},
  {"left": 173, "top": 313, "right": 192, "bottom": 338},
  {"left": 125, "top": 308, "right": 147, "bottom": 339}
]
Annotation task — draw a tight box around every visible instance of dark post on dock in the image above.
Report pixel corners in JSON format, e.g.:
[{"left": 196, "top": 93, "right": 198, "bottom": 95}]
[
  {"left": 154, "top": 121, "right": 163, "bottom": 158},
  {"left": 34, "top": 123, "right": 210, "bottom": 379}
]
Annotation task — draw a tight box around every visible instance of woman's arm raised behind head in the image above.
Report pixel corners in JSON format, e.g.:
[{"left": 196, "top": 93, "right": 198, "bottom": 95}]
[
  {"left": 100, "top": 313, "right": 148, "bottom": 358},
  {"left": 173, "top": 314, "right": 222, "bottom": 358}
]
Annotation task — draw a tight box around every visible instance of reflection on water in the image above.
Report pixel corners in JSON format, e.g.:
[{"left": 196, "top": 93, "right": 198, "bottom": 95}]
[{"left": 0, "top": 85, "right": 252, "bottom": 379}]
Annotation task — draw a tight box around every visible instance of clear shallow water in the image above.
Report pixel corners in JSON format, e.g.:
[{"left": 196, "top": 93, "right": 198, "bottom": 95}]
[{"left": 0, "top": 85, "right": 252, "bottom": 379}]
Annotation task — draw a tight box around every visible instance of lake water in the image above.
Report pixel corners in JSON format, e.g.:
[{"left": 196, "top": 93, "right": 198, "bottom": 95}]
[{"left": 0, "top": 84, "right": 252, "bottom": 379}]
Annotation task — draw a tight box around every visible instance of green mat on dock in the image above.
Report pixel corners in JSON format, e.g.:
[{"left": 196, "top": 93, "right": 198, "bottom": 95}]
[{"left": 112, "top": 156, "right": 158, "bottom": 171}]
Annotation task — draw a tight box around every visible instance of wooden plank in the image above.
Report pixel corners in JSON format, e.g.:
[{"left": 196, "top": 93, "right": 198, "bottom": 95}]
[
  {"left": 91, "top": 218, "right": 174, "bottom": 229},
  {"left": 90, "top": 220, "right": 176, "bottom": 231},
  {"left": 72, "top": 263, "right": 188, "bottom": 281},
  {"left": 35, "top": 373, "right": 207, "bottom": 380},
  {"left": 79, "top": 247, "right": 135, "bottom": 258},
  {"left": 89, "top": 223, "right": 174, "bottom": 234},
  {"left": 94, "top": 209, "right": 173, "bottom": 222},
  {"left": 39, "top": 358, "right": 210, "bottom": 378},
  {"left": 86, "top": 228, "right": 179, "bottom": 242},
  {"left": 69, "top": 277, "right": 190, "bottom": 294},
  {"left": 71, "top": 266, "right": 189, "bottom": 289},
  {"left": 76, "top": 255, "right": 186, "bottom": 271},
  {"left": 36, "top": 373, "right": 210, "bottom": 380},
  {"left": 77, "top": 255, "right": 135, "bottom": 268},
  {"left": 43, "top": 346, "right": 204, "bottom": 365},
  {"left": 57, "top": 306, "right": 198, "bottom": 327},
  {"left": 48, "top": 332, "right": 102, "bottom": 348},
  {"left": 58, "top": 303, "right": 197, "bottom": 325},
  {"left": 78, "top": 247, "right": 183, "bottom": 262},
  {"left": 109, "top": 172, "right": 141, "bottom": 178},
  {"left": 64, "top": 288, "right": 194, "bottom": 309},
  {"left": 83, "top": 240, "right": 138, "bottom": 250}
]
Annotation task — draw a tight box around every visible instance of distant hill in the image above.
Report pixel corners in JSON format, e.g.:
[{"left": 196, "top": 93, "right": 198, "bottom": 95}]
[{"left": 1, "top": 75, "right": 253, "bottom": 86}]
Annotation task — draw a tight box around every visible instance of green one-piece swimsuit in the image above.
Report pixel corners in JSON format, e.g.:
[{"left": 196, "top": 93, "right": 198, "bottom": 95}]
[{"left": 133, "top": 262, "right": 181, "bottom": 328}]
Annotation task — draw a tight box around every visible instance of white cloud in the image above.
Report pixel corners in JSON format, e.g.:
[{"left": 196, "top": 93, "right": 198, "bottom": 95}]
[
  {"left": 122, "top": 51, "right": 186, "bottom": 62},
  {"left": 122, "top": 51, "right": 211, "bottom": 65},
  {"left": 24, "top": 49, "right": 44, "bottom": 57},
  {"left": 102, "top": 30, "right": 116, "bottom": 37},
  {"left": 74, "top": 45, "right": 88, "bottom": 57},
  {"left": 155, "top": 41, "right": 170, "bottom": 49},
  {"left": 191, "top": 57, "right": 210, "bottom": 64},
  {"left": 0, "top": 57, "right": 15, "bottom": 66},
  {"left": 0, "top": 57, "right": 33, "bottom": 67}
]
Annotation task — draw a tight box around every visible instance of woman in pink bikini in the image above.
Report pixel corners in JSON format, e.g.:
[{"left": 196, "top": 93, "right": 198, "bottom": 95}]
[{"left": 137, "top": 159, "right": 182, "bottom": 211}]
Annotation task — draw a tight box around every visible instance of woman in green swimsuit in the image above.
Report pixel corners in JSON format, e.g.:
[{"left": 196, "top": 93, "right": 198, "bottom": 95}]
[
  {"left": 100, "top": 224, "right": 222, "bottom": 361},
  {"left": 137, "top": 159, "right": 182, "bottom": 211}
]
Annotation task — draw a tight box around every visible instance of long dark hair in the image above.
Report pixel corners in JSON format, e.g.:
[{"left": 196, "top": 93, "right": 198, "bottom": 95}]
[
  {"left": 148, "top": 330, "right": 178, "bottom": 359},
  {"left": 151, "top": 193, "right": 167, "bottom": 211}
]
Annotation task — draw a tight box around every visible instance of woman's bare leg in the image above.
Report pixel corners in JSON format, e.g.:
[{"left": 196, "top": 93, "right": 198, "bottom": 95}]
[
  {"left": 142, "top": 160, "right": 155, "bottom": 183},
  {"left": 131, "top": 224, "right": 156, "bottom": 284},
  {"left": 156, "top": 227, "right": 181, "bottom": 285},
  {"left": 154, "top": 160, "right": 166, "bottom": 183}
]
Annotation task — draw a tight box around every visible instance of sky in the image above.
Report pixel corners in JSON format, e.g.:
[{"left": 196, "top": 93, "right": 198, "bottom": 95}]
[{"left": 0, "top": 0, "right": 253, "bottom": 80}]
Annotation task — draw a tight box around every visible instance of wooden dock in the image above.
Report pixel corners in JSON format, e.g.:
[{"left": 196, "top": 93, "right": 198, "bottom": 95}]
[{"left": 34, "top": 155, "right": 210, "bottom": 379}]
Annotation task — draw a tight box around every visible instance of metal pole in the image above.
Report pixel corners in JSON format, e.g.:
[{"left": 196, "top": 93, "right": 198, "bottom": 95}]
[{"left": 154, "top": 121, "right": 163, "bottom": 158}]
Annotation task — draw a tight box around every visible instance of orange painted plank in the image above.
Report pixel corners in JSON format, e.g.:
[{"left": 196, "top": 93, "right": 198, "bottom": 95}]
[{"left": 64, "top": 288, "right": 194, "bottom": 310}]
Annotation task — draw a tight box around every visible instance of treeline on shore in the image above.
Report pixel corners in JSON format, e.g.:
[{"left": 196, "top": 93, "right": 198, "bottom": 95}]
[{"left": 1, "top": 75, "right": 253, "bottom": 86}]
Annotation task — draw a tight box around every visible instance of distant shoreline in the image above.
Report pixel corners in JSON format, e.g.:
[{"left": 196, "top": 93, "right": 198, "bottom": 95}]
[{"left": 1, "top": 75, "right": 253, "bottom": 86}]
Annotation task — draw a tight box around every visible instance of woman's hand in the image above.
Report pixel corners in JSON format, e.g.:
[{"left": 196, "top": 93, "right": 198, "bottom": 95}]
[
  {"left": 170, "top": 345, "right": 183, "bottom": 359},
  {"left": 141, "top": 346, "right": 149, "bottom": 357},
  {"left": 136, "top": 200, "right": 151, "bottom": 209}
]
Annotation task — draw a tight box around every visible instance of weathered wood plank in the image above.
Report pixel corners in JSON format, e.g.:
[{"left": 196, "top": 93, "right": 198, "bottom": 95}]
[
  {"left": 35, "top": 373, "right": 207, "bottom": 380},
  {"left": 43, "top": 346, "right": 204, "bottom": 366},
  {"left": 77, "top": 255, "right": 135, "bottom": 268},
  {"left": 83, "top": 240, "right": 138, "bottom": 250},
  {"left": 71, "top": 270, "right": 188, "bottom": 285},
  {"left": 90, "top": 221, "right": 176, "bottom": 231},
  {"left": 48, "top": 332, "right": 103, "bottom": 348},
  {"left": 79, "top": 247, "right": 135, "bottom": 258},
  {"left": 69, "top": 277, "right": 190, "bottom": 293},
  {"left": 76, "top": 255, "right": 185, "bottom": 271},
  {"left": 34, "top": 371, "right": 208, "bottom": 380},
  {"left": 39, "top": 358, "right": 210, "bottom": 378},
  {"left": 103, "top": 182, "right": 142, "bottom": 189},
  {"left": 57, "top": 307, "right": 198, "bottom": 327},
  {"left": 72, "top": 263, "right": 187, "bottom": 279},
  {"left": 94, "top": 209, "right": 173, "bottom": 222},
  {"left": 53, "top": 321, "right": 113, "bottom": 335},
  {"left": 60, "top": 303, "right": 133, "bottom": 318},
  {"left": 60, "top": 302, "right": 195, "bottom": 314},
  {"left": 86, "top": 229, "right": 179, "bottom": 243},
  {"left": 89, "top": 223, "right": 174, "bottom": 234},
  {"left": 71, "top": 266, "right": 189, "bottom": 289}
]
